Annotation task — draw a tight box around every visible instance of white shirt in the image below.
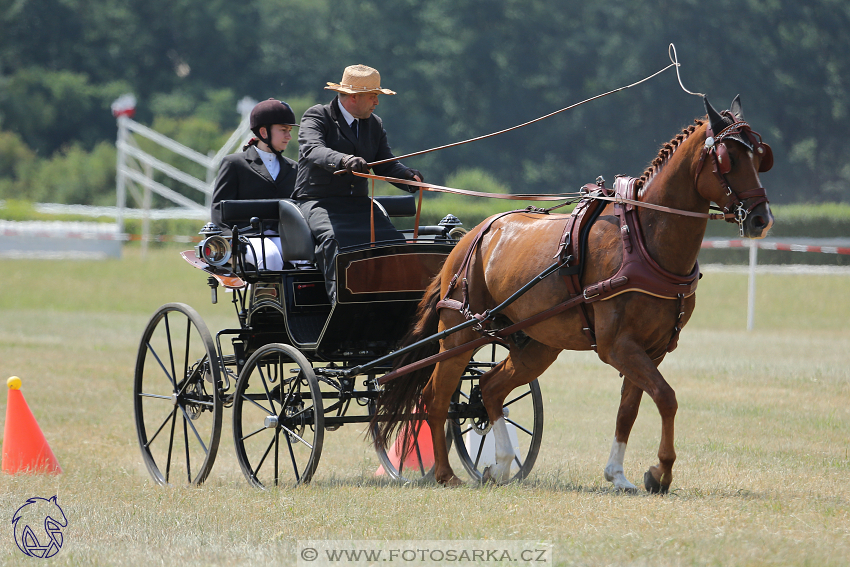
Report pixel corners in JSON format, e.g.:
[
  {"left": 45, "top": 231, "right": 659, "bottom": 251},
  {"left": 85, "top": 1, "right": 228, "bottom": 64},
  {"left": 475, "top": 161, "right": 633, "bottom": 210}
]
[
  {"left": 337, "top": 102, "right": 358, "bottom": 134},
  {"left": 255, "top": 146, "right": 280, "bottom": 180}
]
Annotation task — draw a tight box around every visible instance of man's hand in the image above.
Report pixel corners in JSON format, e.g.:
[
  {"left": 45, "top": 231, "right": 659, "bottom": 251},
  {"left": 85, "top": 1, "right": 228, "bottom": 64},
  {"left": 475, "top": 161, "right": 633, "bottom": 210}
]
[
  {"left": 342, "top": 155, "right": 369, "bottom": 174},
  {"left": 403, "top": 168, "right": 424, "bottom": 192}
]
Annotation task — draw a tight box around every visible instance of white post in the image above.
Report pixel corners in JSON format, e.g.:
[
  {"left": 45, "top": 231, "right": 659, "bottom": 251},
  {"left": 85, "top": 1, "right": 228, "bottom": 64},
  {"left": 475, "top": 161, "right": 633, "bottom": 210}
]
[
  {"left": 747, "top": 239, "right": 758, "bottom": 331},
  {"left": 115, "top": 116, "right": 128, "bottom": 235},
  {"left": 142, "top": 161, "right": 153, "bottom": 259},
  {"left": 111, "top": 94, "right": 137, "bottom": 235}
]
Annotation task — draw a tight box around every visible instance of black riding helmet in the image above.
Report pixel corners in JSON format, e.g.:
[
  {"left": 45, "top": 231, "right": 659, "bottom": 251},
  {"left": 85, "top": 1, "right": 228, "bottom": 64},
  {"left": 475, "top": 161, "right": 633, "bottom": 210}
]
[{"left": 249, "top": 98, "right": 297, "bottom": 155}]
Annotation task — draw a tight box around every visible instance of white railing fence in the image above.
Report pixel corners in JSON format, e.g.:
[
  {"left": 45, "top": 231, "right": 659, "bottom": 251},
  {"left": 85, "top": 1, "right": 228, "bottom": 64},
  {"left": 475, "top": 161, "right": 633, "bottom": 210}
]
[{"left": 112, "top": 94, "right": 255, "bottom": 255}]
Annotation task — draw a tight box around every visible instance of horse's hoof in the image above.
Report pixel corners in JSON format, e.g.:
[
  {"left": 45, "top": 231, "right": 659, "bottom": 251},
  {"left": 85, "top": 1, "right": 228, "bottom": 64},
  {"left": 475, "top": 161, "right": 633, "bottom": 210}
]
[
  {"left": 481, "top": 466, "right": 496, "bottom": 484},
  {"left": 643, "top": 470, "right": 669, "bottom": 494},
  {"left": 437, "top": 474, "right": 464, "bottom": 487}
]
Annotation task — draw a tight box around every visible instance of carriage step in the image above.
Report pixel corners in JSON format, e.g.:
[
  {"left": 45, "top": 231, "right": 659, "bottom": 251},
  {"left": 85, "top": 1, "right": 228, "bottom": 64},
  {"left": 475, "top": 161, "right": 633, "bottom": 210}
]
[{"left": 288, "top": 312, "right": 328, "bottom": 345}]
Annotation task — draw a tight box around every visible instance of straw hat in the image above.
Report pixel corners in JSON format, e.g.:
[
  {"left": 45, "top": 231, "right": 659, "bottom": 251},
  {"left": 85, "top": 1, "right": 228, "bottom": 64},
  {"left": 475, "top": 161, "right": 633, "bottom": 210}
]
[{"left": 325, "top": 65, "right": 396, "bottom": 95}]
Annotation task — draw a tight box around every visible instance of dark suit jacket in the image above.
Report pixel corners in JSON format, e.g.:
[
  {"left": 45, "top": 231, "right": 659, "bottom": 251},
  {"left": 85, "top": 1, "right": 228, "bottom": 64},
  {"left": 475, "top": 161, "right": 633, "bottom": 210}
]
[
  {"left": 293, "top": 97, "right": 414, "bottom": 199},
  {"left": 210, "top": 145, "right": 297, "bottom": 228}
]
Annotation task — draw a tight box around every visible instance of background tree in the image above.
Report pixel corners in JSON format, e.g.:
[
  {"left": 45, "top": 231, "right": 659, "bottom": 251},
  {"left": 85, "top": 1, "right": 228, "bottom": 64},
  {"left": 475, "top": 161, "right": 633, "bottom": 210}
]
[{"left": 0, "top": 0, "right": 848, "bottom": 205}]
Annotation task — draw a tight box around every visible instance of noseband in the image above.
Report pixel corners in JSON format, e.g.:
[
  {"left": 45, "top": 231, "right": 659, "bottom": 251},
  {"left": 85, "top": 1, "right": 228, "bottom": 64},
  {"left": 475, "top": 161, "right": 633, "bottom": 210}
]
[{"left": 695, "top": 115, "right": 772, "bottom": 235}]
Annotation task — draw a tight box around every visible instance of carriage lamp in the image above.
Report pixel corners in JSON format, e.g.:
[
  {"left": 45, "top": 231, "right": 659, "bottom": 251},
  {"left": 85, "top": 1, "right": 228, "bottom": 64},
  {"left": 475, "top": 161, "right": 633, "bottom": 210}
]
[
  {"left": 439, "top": 214, "right": 467, "bottom": 240},
  {"left": 438, "top": 214, "right": 462, "bottom": 228},
  {"left": 195, "top": 223, "right": 232, "bottom": 267}
]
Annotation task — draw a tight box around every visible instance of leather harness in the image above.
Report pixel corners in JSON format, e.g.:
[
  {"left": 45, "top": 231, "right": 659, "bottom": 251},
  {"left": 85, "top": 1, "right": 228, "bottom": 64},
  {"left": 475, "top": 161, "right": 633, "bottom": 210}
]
[{"left": 436, "top": 176, "right": 699, "bottom": 355}]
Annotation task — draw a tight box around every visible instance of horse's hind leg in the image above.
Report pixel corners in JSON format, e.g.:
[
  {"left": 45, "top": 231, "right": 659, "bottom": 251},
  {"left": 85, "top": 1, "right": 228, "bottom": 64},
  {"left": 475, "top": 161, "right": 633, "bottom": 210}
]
[
  {"left": 479, "top": 340, "right": 560, "bottom": 483},
  {"left": 422, "top": 354, "right": 471, "bottom": 486},
  {"left": 603, "top": 377, "right": 642, "bottom": 491}
]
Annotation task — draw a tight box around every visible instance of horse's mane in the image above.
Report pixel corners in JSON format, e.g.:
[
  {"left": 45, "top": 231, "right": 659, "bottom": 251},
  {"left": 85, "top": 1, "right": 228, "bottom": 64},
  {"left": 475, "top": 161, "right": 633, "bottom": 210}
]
[{"left": 635, "top": 118, "right": 706, "bottom": 194}]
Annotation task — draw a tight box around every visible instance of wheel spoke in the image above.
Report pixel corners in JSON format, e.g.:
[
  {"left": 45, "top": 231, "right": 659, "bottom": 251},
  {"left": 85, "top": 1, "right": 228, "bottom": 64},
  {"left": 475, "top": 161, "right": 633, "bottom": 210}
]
[
  {"left": 241, "top": 425, "right": 268, "bottom": 442},
  {"left": 145, "top": 407, "right": 177, "bottom": 448},
  {"left": 285, "top": 433, "right": 300, "bottom": 483},
  {"left": 178, "top": 404, "right": 209, "bottom": 454},
  {"left": 165, "top": 314, "right": 177, "bottom": 391},
  {"left": 165, "top": 409, "right": 177, "bottom": 483},
  {"left": 139, "top": 392, "right": 173, "bottom": 401},
  {"left": 241, "top": 392, "right": 273, "bottom": 415},
  {"left": 273, "top": 431, "right": 280, "bottom": 486},
  {"left": 183, "top": 415, "right": 191, "bottom": 483},
  {"left": 505, "top": 417, "right": 533, "bottom": 437},
  {"left": 145, "top": 342, "right": 177, "bottom": 391},
  {"left": 252, "top": 435, "right": 277, "bottom": 479},
  {"left": 473, "top": 432, "right": 487, "bottom": 468},
  {"left": 183, "top": 318, "right": 192, "bottom": 397},
  {"left": 504, "top": 388, "right": 532, "bottom": 408},
  {"left": 257, "top": 362, "right": 278, "bottom": 416},
  {"left": 280, "top": 425, "right": 313, "bottom": 449}
]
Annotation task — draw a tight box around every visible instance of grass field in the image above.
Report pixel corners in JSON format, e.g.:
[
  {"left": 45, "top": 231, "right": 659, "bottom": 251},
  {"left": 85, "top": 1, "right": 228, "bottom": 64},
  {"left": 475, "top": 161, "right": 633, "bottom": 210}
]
[{"left": 1, "top": 246, "right": 849, "bottom": 566}]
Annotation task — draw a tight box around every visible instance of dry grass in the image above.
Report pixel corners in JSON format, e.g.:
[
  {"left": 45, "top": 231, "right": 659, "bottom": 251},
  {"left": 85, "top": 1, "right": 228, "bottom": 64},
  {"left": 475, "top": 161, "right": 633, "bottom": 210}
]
[{"left": 1, "top": 247, "right": 848, "bottom": 566}]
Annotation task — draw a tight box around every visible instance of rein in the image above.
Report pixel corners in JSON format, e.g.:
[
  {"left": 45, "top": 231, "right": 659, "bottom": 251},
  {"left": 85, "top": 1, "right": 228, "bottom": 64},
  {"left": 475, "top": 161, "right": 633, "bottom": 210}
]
[
  {"left": 335, "top": 44, "right": 692, "bottom": 176},
  {"left": 353, "top": 171, "right": 734, "bottom": 221}
]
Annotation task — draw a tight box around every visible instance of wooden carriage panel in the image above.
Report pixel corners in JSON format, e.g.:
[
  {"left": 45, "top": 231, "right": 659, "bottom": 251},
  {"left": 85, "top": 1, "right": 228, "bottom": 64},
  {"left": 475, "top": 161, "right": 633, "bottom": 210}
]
[{"left": 344, "top": 253, "right": 448, "bottom": 294}]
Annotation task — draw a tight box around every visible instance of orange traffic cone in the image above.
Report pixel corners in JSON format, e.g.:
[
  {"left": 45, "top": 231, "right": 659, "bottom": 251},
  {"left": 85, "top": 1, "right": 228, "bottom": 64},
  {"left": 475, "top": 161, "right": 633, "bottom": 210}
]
[
  {"left": 2, "top": 377, "right": 62, "bottom": 474},
  {"left": 375, "top": 418, "right": 434, "bottom": 476}
]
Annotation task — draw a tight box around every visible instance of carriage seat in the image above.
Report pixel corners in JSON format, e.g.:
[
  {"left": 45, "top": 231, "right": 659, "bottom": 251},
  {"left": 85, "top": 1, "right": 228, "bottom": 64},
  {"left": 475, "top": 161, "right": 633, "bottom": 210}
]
[
  {"left": 217, "top": 199, "right": 314, "bottom": 262},
  {"left": 372, "top": 195, "right": 416, "bottom": 217}
]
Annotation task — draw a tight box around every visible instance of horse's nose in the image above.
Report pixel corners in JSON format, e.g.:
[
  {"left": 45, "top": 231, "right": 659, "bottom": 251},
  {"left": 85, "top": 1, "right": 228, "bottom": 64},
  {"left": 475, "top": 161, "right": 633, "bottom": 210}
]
[{"left": 751, "top": 214, "right": 768, "bottom": 230}]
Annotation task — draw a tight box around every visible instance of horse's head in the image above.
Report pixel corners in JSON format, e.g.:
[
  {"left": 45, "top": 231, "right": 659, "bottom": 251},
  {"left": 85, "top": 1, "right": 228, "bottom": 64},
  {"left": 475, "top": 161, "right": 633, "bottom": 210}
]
[{"left": 697, "top": 95, "right": 774, "bottom": 238}]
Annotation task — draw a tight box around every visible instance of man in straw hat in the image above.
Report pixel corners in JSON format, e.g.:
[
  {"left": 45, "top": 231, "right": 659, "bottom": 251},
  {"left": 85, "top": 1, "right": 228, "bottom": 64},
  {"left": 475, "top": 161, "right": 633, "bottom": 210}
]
[{"left": 293, "top": 64, "right": 424, "bottom": 302}]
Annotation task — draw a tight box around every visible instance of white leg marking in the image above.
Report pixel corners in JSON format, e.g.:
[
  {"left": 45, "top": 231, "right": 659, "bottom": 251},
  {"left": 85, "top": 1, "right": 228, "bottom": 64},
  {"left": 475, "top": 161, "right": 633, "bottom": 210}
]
[
  {"left": 603, "top": 438, "right": 637, "bottom": 491},
  {"left": 489, "top": 417, "right": 515, "bottom": 483}
]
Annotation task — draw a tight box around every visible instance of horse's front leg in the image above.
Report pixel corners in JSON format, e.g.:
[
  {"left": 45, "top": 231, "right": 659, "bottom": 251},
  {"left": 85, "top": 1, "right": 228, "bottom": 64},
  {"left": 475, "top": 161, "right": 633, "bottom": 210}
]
[
  {"left": 599, "top": 343, "right": 677, "bottom": 493},
  {"left": 603, "top": 377, "right": 642, "bottom": 491}
]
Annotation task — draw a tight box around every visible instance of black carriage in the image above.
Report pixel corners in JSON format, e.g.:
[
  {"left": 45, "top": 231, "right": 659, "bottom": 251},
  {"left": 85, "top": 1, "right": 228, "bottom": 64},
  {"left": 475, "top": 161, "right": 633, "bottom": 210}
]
[{"left": 133, "top": 195, "right": 544, "bottom": 487}]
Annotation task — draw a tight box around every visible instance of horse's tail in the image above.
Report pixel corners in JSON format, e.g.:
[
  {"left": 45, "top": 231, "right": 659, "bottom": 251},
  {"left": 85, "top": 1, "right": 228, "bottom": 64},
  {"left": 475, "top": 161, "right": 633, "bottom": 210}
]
[{"left": 371, "top": 271, "right": 444, "bottom": 457}]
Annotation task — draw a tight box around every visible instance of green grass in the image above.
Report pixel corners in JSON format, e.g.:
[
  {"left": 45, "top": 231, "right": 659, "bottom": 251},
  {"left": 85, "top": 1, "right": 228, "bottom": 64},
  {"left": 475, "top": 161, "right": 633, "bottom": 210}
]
[{"left": 1, "top": 247, "right": 849, "bottom": 565}]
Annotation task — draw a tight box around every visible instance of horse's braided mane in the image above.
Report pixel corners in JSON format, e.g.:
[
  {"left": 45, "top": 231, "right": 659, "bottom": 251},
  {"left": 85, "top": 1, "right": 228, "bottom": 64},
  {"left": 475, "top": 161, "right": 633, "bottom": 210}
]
[{"left": 635, "top": 118, "right": 705, "bottom": 192}]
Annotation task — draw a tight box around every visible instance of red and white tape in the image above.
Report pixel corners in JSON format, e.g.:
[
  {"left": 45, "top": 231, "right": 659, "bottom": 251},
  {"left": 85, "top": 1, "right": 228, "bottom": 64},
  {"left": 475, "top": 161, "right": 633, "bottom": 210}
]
[
  {"left": 701, "top": 240, "right": 850, "bottom": 256},
  {"left": 3, "top": 221, "right": 849, "bottom": 255}
]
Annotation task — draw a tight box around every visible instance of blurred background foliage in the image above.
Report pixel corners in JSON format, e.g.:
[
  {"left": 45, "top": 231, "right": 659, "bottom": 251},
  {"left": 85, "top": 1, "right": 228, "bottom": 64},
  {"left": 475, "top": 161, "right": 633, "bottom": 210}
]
[{"left": 0, "top": 0, "right": 848, "bottom": 207}]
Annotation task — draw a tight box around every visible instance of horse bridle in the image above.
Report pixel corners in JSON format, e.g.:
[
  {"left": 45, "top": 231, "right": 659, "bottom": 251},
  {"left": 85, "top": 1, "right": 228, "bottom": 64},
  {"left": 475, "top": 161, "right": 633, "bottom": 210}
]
[{"left": 695, "top": 113, "right": 773, "bottom": 235}]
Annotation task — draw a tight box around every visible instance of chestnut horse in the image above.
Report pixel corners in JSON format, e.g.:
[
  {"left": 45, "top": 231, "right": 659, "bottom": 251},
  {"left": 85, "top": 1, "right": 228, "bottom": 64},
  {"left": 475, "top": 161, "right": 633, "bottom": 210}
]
[{"left": 373, "top": 96, "right": 774, "bottom": 492}]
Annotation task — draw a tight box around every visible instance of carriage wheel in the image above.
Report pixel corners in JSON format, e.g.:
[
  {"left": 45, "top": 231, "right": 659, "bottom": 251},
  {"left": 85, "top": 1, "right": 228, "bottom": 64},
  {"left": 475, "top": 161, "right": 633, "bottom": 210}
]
[
  {"left": 232, "top": 343, "right": 324, "bottom": 488},
  {"left": 449, "top": 343, "right": 544, "bottom": 483},
  {"left": 134, "top": 303, "right": 223, "bottom": 486}
]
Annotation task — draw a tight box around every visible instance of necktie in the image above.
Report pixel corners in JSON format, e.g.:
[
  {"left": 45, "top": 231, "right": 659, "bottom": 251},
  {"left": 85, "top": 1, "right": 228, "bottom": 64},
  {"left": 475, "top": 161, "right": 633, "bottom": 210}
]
[{"left": 351, "top": 119, "right": 358, "bottom": 138}]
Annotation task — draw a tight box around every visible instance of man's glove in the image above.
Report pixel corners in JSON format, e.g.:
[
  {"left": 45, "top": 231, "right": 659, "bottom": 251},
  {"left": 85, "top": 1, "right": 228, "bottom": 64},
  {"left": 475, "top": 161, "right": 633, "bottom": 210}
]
[
  {"left": 403, "top": 168, "right": 424, "bottom": 192},
  {"left": 342, "top": 155, "right": 369, "bottom": 174}
]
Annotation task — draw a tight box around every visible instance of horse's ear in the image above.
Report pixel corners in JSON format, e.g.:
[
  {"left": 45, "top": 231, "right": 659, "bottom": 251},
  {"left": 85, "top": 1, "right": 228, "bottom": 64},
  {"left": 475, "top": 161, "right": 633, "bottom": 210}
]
[
  {"left": 704, "top": 96, "right": 726, "bottom": 134},
  {"left": 730, "top": 95, "right": 744, "bottom": 120}
]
